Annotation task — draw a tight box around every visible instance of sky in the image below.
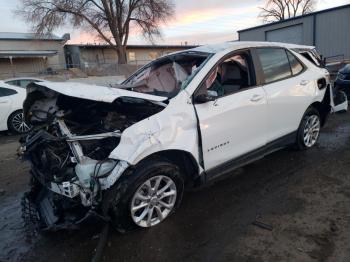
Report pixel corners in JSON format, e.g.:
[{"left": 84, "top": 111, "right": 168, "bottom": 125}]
[{"left": 0, "top": 0, "right": 349, "bottom": 45}]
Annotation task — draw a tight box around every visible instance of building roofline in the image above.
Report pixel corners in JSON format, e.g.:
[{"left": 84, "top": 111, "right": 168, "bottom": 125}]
[
  {"left": 65, "top": 44, "right": 199, "bottom": 49},
  {"left": 238, "top": 4, "right": 350, "bottom": 33},
  {"left": 0, "top": 32, "right": 68, "bottom": 41}
]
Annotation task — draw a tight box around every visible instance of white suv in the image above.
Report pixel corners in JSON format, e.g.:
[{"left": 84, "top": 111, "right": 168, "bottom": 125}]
[{"left": 20, "top": 42, "right": 332, "bottom": 232}]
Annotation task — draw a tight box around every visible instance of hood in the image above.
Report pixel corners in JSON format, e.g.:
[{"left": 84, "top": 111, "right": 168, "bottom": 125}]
[{"left": 31, "top": 81, "right": 168, "bottom": 103}]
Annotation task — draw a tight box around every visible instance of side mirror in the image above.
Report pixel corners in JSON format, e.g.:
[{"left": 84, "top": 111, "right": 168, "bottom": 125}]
[{"left": 194, "top": 93, "right": 216, "bottom": 104}]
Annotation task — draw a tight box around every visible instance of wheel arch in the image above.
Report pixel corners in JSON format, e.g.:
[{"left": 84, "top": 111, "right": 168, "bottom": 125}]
[
  {"left": 7, "top": 109, "right": 23, "bottom": 129},
  {"left": 309, "top": 85, "right": 332, "bottom": 127},
  {"left": 133, "top": 149, "right": 201, "bottom": 187}
]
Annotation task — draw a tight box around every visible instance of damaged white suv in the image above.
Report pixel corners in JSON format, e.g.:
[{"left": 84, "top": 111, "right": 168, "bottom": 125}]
[{"left": 20, "top": 42, "right": 333, "bottom": 231}]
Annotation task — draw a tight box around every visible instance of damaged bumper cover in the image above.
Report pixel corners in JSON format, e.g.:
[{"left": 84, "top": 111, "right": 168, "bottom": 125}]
[{"left": 19, "top": 120, "right": 129, "bottom": 230}]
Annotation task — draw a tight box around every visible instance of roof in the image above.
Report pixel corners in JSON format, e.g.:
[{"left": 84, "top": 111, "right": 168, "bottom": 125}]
[
  {"left": 238, "top": 4, "right": 350, "bottom": 33},
  {"left": 0, "top": 50, "right": 58, "bottom": 58},
  {"left": 3, "top": 77, "right": 45, "bottom": 82},
  {"left": 0, "top": 32, "right": 67, "bottom": 41},
  {"left": 190, "top": 41, "right": 315, "bottom": 54},
  {"left": 66, "top": 44, "right": 198, "bottom": 50}
]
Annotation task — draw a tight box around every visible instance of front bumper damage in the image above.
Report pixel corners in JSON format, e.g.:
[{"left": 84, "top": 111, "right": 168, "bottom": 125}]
[{"left": 19, "top": 119, "right": 129, "bottom": 231}]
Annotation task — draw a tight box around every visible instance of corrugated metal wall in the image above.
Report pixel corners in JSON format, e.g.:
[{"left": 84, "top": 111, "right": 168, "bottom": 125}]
[
  {"left": 239, "top": 6, "right": 350, "bottom": 59},
  {"left": 315, "top": 7, "right": 350, "bottom": 59}
]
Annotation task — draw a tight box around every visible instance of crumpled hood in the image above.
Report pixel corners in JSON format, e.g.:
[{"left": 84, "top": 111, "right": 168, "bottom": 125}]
[{"left": 30, "top": 81, "right": 168, "bottom": 103}]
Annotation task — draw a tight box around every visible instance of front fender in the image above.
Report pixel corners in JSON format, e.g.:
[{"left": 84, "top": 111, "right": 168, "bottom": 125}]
[{"left": 109, "top": 96, "right": 200, "bottom": 166}]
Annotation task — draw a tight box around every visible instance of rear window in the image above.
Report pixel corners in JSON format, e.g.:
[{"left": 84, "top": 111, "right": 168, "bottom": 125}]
[
  {"left": 257, "top": 48, "right": 292, "bottom": 84},
  {"left": 19, "top": 80, "right": 35, "bottom": 88},
  {"left": 5, "top": 80, "right": 19, "bottom": 87},
  {"left": 0, "top": 87, "right": 17, "bottom": 97},
  {"left": 300, "top": 51, "right": 321, "bottom": 67}
]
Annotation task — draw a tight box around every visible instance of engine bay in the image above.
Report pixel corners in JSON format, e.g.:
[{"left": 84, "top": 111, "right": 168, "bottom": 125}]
[{"left": 19, "top": 83, "right": 166, "bottom": 230}]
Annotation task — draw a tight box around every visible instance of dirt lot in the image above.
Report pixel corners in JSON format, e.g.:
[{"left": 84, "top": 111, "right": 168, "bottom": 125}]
[{"left": 0, "top": 112, "right": 350, "bottom": 262}]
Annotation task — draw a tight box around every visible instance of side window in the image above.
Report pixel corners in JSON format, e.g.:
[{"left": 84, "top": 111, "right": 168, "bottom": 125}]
[
  {"left": 286, "top": 51, "right": 304, "bottom": 75},
  {"left": 203, "top": 51, "right": 255, "bottom": 98},
  {"left": 5, "top": 80, "right": 19, "bottom": 87},
  {"left": 299, "top": 51, "right": 321, "bottom": 67},
  {"left": 0, "top": 87, "right": 17, "bottom": 97},
  {"left": 257, "top": 48, "right": 292, "bottom": 84}
]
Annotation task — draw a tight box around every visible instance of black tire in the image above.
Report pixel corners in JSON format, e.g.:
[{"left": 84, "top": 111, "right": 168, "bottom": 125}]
[
  {"left": 103, "top": 159, "right": 184, "bottom": 233},
  {"left": 295, "top": 107, "right": 321, "bottom": 150},
  {"left": 7, "top": 110, "right": 32, "bottom": 134}
]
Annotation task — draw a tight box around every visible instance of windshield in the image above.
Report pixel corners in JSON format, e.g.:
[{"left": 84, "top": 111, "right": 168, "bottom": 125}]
[{"left": 123, "top": 51, "right": 211, "bottom": 98}]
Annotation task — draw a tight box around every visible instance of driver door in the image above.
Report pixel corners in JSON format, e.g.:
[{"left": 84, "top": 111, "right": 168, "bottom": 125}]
[{"left": 194, "top": 50, "right": 268, "bottom": 171}]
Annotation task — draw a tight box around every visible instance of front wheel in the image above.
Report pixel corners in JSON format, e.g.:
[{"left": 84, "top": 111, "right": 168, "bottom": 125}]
[
  {"left": 295, "top": 107, "right": 321, "bottom": 150},
  {"left": 104, "top": 160, "right": 184, "bottom": 232}
]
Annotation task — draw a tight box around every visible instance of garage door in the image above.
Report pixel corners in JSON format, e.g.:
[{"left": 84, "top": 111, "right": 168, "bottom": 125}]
[{"left": 266, "top": 24, "right": 303, "bottom": 44}]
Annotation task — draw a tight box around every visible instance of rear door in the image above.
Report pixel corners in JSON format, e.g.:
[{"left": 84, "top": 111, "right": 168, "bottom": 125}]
[
  {"left": 255, "top": 47, "right": 315, "bottom": 142},
  {"left": 194, "top": 50, "right": 268, "bottom": 171}
]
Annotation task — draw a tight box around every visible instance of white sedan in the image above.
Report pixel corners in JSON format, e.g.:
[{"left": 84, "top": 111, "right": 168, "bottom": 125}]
[
  {"left": 4, "top": 77, "right": 45, "bottom": 88},
  {"left": 0, "top": 81, "right": 31, "bottom": 134}
]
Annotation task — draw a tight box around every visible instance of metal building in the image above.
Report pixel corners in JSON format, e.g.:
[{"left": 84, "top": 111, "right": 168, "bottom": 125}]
[{"left": 238, "top": 4, "right": 350, "bottom": 61}]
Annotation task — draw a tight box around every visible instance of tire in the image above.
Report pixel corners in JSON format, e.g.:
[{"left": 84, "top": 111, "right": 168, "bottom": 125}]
[
  {"left": 295, "top": 107, "right": 321, "bottom": 150},
  {"left": 103, "top": 159, "right": 184, "bottom": 232},
  {"left": 7, "top": 110, "right": 32, "bottom": 134}
]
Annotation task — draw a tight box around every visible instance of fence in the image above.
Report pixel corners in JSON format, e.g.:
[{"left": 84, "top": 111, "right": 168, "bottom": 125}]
[
  {"left": 0, "top": 57, "right": 65, "bottom": 79},
  {"left": 0, "top": 59, "right": 150, "bottom": 80},
  {"left": 68, "top": 61, "right": 146, "bottom": 77}
]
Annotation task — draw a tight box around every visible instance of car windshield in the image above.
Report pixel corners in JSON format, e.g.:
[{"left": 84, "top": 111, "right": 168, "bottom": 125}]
[{"left": 123, "top": 51, "right": 212, "bottom": 98}]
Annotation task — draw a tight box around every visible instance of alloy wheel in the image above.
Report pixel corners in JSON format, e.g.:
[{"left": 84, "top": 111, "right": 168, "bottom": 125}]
[
  {"left": 303, "top": 114, "right": 320, "bottom": 147},
  {"left": 11, "top": 112, "right": 31, "bottom": 133},
  {"left": 130, "top": 175, "right": 177, "bottom": 227}
]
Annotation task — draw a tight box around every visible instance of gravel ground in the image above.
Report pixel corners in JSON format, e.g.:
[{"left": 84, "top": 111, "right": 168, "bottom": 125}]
[{"left": 0, "top": 112, "right": 350, "bottom": 262}]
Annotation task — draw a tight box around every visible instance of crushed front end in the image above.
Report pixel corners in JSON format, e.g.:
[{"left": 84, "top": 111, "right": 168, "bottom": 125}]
[{"left": 19, "top": 82, "right": 165, "bottom": 231}]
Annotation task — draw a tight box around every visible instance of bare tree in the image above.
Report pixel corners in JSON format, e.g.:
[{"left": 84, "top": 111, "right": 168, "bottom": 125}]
[
  {"left": 259, "top": 0, "right": 316, "bottom": 23},
  {"left": 16, "top": 0, "right": 174, "bottom": 64}
]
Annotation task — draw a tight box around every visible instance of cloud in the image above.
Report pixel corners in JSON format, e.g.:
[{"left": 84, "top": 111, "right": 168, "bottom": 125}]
[{"left": 5, "top": 0, "right": 348, "bottom": 45}]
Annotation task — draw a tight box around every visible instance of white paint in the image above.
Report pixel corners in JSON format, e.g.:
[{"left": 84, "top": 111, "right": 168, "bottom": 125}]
[
  {"left": 195, "top": 87, "right": 268, "bottom": 170},
  {"left": 0, "top": 81, "right": 26, "bottom": 131},
  {"left": 29, "top": 42, "right": 332, "bottom": 198},
  {"left": 109, "top": 42, "right": 329, "bottom": 173},
  {"left": 34, "top": 81, "right": 168, "bottom": 103}
]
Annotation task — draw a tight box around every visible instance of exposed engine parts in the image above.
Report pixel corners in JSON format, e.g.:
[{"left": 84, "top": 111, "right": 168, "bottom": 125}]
[{"left": 20, "top": 83, "right": 165, "bottom": 230}]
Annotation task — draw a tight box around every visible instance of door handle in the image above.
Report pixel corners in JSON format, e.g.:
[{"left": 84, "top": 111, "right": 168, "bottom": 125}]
[
  {"left": 250, "top": 94, "right": 263, "bottom": 102},
  {"left": 300, "top": 80, "right": 309, "bottom": 86},
  {"left": 0, "top": 101, "right": 9, "bottom": 104}
]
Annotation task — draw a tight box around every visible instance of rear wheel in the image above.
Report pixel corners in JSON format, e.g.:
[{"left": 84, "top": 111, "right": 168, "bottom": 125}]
[
  {"left": 104, "top": 160, "right": 184, "bottom": 232},
  {"left": 7, "top": 110, "right": 32, "bottom": 134},
  {"left": 295, "top": 107, "right": 321, "bottom": 150}
]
